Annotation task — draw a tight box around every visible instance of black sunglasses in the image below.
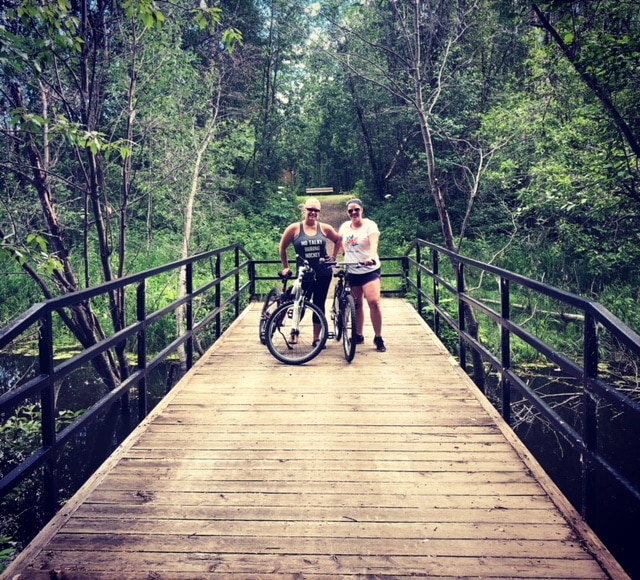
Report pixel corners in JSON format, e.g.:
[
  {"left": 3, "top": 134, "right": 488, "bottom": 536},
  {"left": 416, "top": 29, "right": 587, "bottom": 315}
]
[
  {"left": 306, "top": 207, "right": 320, "bottom": 213},
  {"left": 347, "top": 208, "right": 361, "bottom": 214}
]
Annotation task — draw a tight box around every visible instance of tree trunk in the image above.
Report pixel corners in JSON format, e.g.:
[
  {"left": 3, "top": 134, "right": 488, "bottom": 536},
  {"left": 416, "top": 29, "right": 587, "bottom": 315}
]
[{"left": 176, "top": 88, "right": 221, "bottom": 369}]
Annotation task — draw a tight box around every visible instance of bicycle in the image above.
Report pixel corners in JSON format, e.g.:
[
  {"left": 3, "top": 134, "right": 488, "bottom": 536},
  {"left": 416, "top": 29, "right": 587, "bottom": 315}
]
[
  {"left": 329, "top": 262, "right": 361, "bottom": 363},
  {"left": 259, "top": 271, "right": 293, "bottom": 345},
  {"left": 264, "top": 258, "right": 329, "bottom": 365}
]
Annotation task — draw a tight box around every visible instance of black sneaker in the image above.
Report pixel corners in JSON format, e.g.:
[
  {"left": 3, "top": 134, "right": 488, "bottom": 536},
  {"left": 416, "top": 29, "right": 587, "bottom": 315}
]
[
  {"left": 374, "top": 336, "right": 386, "bottom": 352},
  {"left": 355, "top": 334, "right": 365, "bottom": 344}
]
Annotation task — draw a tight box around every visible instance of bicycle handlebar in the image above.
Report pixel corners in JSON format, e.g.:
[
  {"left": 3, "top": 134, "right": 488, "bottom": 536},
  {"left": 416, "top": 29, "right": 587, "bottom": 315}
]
[
  {"left": 280, "top": 257, "right": 375, "bottom": 280},
  {"left": 321, "top": 258, "right": 376, "bottom": 267}
]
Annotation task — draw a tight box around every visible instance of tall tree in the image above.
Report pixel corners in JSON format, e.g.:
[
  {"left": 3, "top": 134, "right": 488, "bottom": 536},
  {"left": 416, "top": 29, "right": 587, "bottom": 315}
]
[
  {"left": 313, "top": 0, "right": 523, "bottom": 386},
  {"left": 0, "top": 0, "right": 163, "bottom": 387},
  {"left": 0, "top": 0, "right": 244, "bottom": 381},
  {"left": 478, "top": 1, "right": 640, "bottom": 289},
  {"left": 242, "top": 0, "right": 311, "bottom": 196}
]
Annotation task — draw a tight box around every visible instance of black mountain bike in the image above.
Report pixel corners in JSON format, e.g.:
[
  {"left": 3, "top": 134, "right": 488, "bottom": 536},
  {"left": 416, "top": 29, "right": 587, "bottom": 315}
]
[
  {"left": 264, "top": 259, "right": 328, "bottom": 365},
  {"left": 329, "top": 262, "right": 360, "bottom": 363}
]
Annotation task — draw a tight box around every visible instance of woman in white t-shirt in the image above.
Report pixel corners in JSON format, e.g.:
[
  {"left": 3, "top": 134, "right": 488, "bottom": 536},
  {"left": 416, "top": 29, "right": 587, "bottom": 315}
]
[{"left": 338, "top": 199, "right": 386, "bottom": 352}]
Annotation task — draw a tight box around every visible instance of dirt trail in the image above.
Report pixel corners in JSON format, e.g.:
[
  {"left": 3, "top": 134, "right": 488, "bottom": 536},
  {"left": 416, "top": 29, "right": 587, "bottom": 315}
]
[
  {"left": 318, "top": 196, "right": 348, "bottom": 230},
  {"left": 315, "top": 196, "right": 348, "bottom": 256}
]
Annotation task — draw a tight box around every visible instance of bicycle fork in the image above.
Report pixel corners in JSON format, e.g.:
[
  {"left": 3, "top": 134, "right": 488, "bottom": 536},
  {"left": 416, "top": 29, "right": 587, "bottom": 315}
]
[{"left": 287, "top": 300, "right": 302, "bottom": 348}]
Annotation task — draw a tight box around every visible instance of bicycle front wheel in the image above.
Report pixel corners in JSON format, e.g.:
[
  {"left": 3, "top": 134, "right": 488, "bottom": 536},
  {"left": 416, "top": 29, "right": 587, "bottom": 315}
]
[
  {"left": 341, "top": 294, "right": 357, "bottom": 362},
  {"left": 331, "top": 286, "right": 343, "bottom": 341},
  {"left": 259, "top": 287, "right": 282, "bottom": 345},
  {"left": 265, "top": 300, "right": 328, "bottom": 365}
]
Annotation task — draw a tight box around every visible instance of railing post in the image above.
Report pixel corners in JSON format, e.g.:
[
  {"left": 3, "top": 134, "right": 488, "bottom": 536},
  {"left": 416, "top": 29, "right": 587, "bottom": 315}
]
[
  {"left": 415, "top": 244, "right": 422, "bottom": 317},
  {"left": 215, "top": 254, "right": 222, "bottom": 339},
  {"left": 401, "top": 255, "right": 409, "bottom": 296},
  {"left": 500, "top": 277, "right": 511, "bottom": 425},
  {"left": 186, "top": 262, "right": 194, "bottom": 370},
  {"left": 117, "top": 286, "right": 130, "bottom": 413},
  {"left": 249, "top": 259, "right": 256, "bottom": 298},
  {"left": 456, "top": 261, "right": 466, "bottom": 371},
  {"left": 432, "top": 248, "right": 440, "bottom": 337},
  {"left": 136, "top": 281, "right": 148, "bottom": 420},
  {"left": 39, "top": 311, "right": 57, "bottom": 519},
  {"left": 235, "top": 246, "right": 241, "bottom": 319},
  {"left": 582, "top": 310, "right": 598, "bottom": 524}
]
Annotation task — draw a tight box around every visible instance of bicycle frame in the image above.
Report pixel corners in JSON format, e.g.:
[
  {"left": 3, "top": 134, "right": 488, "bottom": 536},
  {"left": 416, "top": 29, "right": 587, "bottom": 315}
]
[{"left": 287, "top": 266, "right": 309, "bottom": 343}]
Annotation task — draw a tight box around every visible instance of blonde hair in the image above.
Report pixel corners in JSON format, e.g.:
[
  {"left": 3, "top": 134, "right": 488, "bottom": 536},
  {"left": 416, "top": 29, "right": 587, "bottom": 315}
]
[
  {"left": 304, "top": 197, "right": 322, "bottom": 209},
  {"left": 300, "top": 197, "right": 322, "bottom": 216}
]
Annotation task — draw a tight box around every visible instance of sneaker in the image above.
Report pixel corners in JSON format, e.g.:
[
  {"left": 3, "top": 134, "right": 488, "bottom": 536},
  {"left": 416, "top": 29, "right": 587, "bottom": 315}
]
[
  {"left": 355, "top": 334, "right": 365, "bottom": 344},
  {"left": 374, "top": 336, "right": 386, "bottom": 352}
]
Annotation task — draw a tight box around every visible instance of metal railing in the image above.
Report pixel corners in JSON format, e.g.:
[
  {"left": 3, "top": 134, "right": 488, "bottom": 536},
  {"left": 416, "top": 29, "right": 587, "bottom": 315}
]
[
  {"left": 403, "top": 239, "right": 640, "bottom": 527},
  {"left": 0, "top": 244, "right": 251, "bottom": 519}
]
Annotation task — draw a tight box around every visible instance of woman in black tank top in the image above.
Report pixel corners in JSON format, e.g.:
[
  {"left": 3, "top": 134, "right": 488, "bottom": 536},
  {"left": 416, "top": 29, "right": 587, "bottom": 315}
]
[{"left": 279, "top": 198, "right": 343, "bottom": 345}]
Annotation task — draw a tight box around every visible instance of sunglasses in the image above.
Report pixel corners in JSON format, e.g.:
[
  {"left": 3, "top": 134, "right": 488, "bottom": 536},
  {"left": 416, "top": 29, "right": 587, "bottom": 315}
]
[
  {"left": 306, "top": 208, "right": 320, "bottom": 213},
  {"left": 347, "top": 208, "right": 361, "bottom": 214}
]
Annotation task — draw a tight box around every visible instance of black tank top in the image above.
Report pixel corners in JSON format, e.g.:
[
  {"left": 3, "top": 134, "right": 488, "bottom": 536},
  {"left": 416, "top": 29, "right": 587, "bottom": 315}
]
[{"left": 293, "top": 222, "right": 331, "bottom": 277}]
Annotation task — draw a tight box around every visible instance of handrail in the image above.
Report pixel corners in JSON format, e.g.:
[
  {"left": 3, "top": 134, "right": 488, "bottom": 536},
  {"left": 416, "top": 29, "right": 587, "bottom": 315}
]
[
  {"left": 403, "top": 238, "right": 640, "bottom": 527},
  {"left": 0, "top": 243, "right": 253, "bottom": 519}
]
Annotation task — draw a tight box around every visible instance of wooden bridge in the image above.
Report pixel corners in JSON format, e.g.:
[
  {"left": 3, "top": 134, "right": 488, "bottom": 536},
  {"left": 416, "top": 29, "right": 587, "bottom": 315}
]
[{"left": 3, "top": 299, "right": 627, "bottom": 579}]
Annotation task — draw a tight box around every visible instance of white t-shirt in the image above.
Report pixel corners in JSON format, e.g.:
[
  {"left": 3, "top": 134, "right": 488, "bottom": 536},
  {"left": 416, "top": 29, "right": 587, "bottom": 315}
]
[{"left": 338, "top": 218, "right": 380, "bottom": 274}]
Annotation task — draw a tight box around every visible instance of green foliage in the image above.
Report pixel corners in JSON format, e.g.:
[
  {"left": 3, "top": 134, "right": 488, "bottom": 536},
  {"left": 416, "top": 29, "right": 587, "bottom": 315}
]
[
  {"left": 122, "top": 0, "right": 166, "bottom": 28},
  {"left": 0, "top": 404, "right": 83, "bottom": 570},
  {"left": 1, "top": 0, "right": 83, "bottom": 74},
  {"left": 228, "top": 187, "right": 299, "bottom": 259},
  {"left": 0, "top": 233, "right": 61, "bottom": 274},
  {"left": 0, "top": 535, "right": 17, "bottom": 574},
  {"left": 477, "top": 27, "right": 640, "bottom": 290},
  {"left": 0, "top": 406, "right": 82, "bottom": 473}
]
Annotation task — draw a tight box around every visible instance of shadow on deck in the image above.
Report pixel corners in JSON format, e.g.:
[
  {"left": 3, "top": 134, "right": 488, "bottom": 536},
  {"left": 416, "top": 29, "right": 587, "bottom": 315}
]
[{"left": 2, "top": 299, "right": 627, "bottom": 579}]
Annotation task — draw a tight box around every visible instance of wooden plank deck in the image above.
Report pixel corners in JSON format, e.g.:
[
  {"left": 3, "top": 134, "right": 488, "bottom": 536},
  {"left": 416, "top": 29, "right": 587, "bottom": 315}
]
[{"left": 3, "top": 299, "right": 628, "bottom": 579}]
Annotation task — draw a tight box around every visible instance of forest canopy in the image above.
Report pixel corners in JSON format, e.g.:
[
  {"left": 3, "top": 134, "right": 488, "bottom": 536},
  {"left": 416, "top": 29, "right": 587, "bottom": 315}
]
[{"left": 1, "top": 0, "right": 639, "bottom": 331}]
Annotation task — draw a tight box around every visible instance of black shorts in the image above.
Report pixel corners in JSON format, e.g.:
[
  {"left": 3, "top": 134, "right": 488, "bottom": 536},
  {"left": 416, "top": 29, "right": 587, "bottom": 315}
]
[{"left": 347, "top": 267, "right": 381, "bottom": 288}]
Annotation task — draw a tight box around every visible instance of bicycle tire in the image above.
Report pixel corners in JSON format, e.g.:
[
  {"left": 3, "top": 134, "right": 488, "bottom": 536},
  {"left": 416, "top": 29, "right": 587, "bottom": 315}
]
[
  {"left": 331, "top": 285, "right": 343, "bottom": 341},
  {"left": 259, "top": 287, "right": 282, "bottom": 344},
  {"left": 265, "top": 300, "right": 328, "bottom": 365},
  {"left": 341, "top": 293, "right": 357, "bottom": 362}
]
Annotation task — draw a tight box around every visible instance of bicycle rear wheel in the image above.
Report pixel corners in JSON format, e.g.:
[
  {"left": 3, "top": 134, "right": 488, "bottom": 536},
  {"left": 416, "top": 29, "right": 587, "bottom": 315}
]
[
  {"left": 341, "top": 294, "right": 357, "bottom": 362},
  {"left": 259, "top": 287, "right": 282, "bottom": 344},
  {"left": 265, "top": 300, "right": 328, "bottom": 365}
]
